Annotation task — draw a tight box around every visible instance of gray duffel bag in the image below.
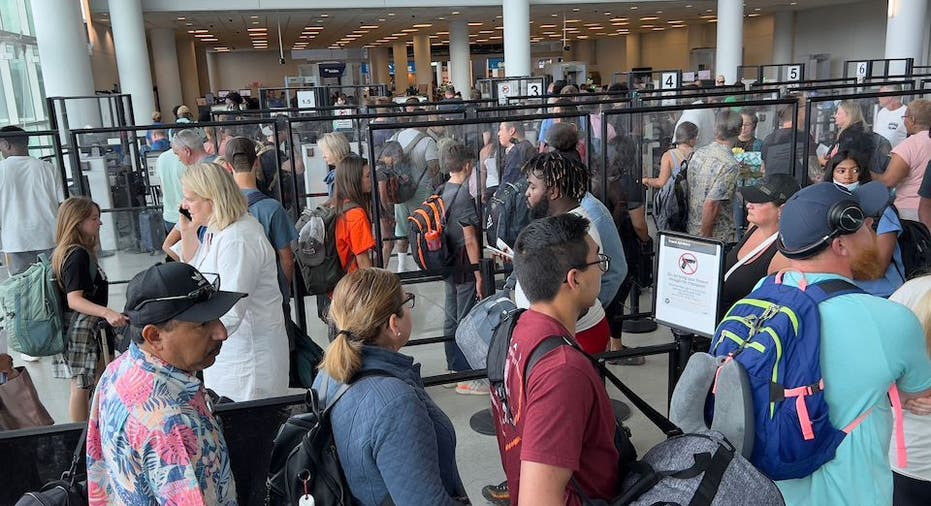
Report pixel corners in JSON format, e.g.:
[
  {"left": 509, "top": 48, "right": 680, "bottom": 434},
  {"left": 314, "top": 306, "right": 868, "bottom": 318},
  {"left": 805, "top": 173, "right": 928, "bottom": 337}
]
[{"left": 610, "top": 430, "right": 784, "bottom": 506}]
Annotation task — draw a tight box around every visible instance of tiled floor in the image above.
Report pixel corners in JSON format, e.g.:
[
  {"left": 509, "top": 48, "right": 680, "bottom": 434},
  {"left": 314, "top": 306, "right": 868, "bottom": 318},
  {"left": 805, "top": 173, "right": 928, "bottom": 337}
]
[{"left": 3, "top": 250, "right": 675, "bottom": 504}]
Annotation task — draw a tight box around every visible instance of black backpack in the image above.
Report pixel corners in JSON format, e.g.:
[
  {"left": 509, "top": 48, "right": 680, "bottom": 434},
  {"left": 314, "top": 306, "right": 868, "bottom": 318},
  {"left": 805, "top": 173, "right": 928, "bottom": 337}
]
[
  {"left": 484, "top": 178, "right": 533, "bottom": 248},
  {"left": 294, "top": 204, "right": 358, "bottom": 295},
  {"left": 408, "top": 186, "right": 461, "bottom": 272},
  {"left": 266, "top": 371, "right": 391, "bottom": 506},
  {"left": 652, "top": 155, "right": 690, "bottom": 233},
  {"left": 894, "top": 208, "right": 931, "bottom": 280}
]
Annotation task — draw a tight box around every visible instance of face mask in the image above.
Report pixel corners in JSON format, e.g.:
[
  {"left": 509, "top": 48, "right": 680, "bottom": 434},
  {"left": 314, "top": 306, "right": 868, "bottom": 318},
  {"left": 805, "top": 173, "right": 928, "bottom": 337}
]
[{"left": 834, "top": 180, "right": 859, "bottom": 191}]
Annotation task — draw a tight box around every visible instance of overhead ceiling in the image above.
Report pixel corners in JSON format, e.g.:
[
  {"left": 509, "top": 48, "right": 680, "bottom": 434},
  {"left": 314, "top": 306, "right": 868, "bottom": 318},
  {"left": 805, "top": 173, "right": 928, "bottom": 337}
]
[{"left": 90, "top": 0, "right": 863, "bottom": 53}]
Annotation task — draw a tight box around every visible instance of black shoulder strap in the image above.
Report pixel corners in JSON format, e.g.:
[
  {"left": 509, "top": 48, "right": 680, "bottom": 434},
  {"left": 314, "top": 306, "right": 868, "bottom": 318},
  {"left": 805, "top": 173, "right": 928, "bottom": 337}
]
[
  {"left": 523, "top": 336, "right": 571, "bottom": 385},
  {"left": 533, "top": 337, "right": 682, "bottom": 437}
]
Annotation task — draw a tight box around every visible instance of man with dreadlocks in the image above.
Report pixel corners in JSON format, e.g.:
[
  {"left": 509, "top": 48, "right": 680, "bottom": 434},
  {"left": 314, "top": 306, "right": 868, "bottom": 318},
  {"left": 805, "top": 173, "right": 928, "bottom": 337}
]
[{"left": 513, "top": 151, "right": 614, "bottom": 355}]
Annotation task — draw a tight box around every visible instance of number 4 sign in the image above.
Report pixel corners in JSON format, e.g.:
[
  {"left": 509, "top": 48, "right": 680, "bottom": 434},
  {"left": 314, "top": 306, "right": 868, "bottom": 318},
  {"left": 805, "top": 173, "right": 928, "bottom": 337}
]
[{"left": 661, "top": 72, "right": 679, "bottom": 90}]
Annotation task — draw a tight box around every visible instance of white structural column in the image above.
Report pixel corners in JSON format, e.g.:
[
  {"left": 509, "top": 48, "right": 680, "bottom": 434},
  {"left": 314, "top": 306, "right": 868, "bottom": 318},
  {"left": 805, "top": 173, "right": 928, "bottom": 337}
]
[
  {"left": 149, "top": 28, "right": 183, "bottom": 118},
  {"left": 449, "top": 21, "right": 472, "bottom": 95},
  {"left": 109, "top": 0, "right": 155, "bottom": 125},
  {"left": 772, "top": 11, "right": 795, "bottom": 65},
  {"left": 885, "top": 0, "right": 929, "bottom": 63},
  {"left": 392, "top": 41, "right": 411, "bottom": 90},
  {"left": 206, "top": 51, "right": 220, "bottom": 92},
  {"left": 502, "top": 0, "right": 531, "bottom": 77},
  {"left": 29, "top": 0, "right": 98, "bottom": 128},
  {"left": 715, "top": 0, "right": 744, "bottom": 83},
  {"left": 413, "top": 34, "right": 433, "bottom": 90}
]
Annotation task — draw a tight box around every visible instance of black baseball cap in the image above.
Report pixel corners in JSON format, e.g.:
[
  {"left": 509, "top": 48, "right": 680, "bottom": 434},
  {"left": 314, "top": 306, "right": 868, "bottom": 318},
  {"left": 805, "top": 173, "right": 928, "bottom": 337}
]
[
  {"left": 738, "top": 174, "right": 801, "bottom": 206},
  {"left": 123, "top": 263, "right": 246, "bottom": 326}
]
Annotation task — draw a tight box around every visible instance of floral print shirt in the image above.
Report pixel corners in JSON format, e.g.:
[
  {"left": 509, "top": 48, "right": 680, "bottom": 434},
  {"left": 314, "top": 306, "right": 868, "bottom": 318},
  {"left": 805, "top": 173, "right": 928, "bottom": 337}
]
[
  {"left": 86, "top": 342, "right": 237, "bottom": 505},
  {"left": 686, "top": 141, "right": 740, "bottom": 243}
]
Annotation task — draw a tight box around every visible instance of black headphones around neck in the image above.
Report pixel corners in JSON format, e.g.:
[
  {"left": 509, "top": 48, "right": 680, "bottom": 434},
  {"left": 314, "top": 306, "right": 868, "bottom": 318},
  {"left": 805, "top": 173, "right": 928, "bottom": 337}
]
[{"left": 779, "top": 199, "right": 865, "bottom": 258}]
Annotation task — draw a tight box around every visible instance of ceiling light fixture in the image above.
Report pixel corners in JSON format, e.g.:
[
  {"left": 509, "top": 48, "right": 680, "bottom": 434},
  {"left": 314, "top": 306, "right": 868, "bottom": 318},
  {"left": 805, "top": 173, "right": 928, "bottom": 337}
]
[{"left": 413, "top": 23, "right": 433, "bottom": 28}]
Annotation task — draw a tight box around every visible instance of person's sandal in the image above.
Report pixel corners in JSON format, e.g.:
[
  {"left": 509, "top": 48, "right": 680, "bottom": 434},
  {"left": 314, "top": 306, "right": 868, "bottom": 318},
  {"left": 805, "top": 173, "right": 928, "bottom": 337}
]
[{"left": 481, "top": 481, "right": 510, "bottom": 505}]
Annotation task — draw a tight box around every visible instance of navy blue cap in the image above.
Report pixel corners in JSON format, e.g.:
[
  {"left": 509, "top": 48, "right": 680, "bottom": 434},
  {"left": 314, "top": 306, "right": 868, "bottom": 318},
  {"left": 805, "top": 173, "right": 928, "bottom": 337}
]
[{"left": 777, "top": 181, "right": 891, "bottom": 259}]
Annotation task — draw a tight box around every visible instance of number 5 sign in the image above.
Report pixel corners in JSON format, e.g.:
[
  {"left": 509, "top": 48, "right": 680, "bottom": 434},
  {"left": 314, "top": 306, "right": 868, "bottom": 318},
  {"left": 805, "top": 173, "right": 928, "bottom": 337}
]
[{"left": 786, "top": 65, "right": 801, "bottom": 82}]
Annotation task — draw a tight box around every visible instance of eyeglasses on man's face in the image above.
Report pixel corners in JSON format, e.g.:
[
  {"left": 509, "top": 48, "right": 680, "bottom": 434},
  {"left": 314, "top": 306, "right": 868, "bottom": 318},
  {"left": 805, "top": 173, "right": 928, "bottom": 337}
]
[
  {"left": 133, "top": 273, "right": 221, "bottom": 311},
  {"left": 575, "top": 253, "right": 611, "bottom": 274}
]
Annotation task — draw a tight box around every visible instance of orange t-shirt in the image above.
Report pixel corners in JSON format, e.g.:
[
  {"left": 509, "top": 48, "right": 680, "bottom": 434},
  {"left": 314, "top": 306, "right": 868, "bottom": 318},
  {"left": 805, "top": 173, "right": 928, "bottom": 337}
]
[{"left": 335, "top": 206, "right": 375, "bottom": 273}]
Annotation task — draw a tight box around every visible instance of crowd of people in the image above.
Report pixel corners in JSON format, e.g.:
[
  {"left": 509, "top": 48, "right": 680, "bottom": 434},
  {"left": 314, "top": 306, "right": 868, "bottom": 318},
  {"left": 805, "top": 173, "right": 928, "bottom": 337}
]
[{"left": 1, "top": 79, "right": 931, "bottom": 506}]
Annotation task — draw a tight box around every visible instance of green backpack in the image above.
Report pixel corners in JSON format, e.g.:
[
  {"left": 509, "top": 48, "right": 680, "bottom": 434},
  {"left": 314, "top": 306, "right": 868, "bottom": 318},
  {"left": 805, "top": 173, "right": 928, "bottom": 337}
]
[{"left": 0, "top": 254, "right": 67, "bottom": 356}]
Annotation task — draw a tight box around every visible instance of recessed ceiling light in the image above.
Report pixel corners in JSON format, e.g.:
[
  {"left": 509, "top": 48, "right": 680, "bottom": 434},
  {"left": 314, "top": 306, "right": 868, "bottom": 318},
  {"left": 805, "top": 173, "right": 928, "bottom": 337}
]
[
  {"left": 468, "top": 22, "right": 483, "bottom": 26},
  {"left": 413, "top": 23, "right": 432, "bottom": 28},
  {"left": 685, "top": 4, "right": 693, "bottom": 7},
  {"left": 652, "top": 27, "right": 665, "bottom": 31},
  {"left": 540, "top": 24, "right": 556, "bottom": 28},
  {"left": 451, "top": 11, "right": 460, "bottom": 15},
  {"left": 748, "top": 13, "right": 761, "bottom": 17},
  {"left": 176, "top": 17, "right": 185, "bottom": 20},
  {"left": 631, "top": 6, "right": 638, "bottom": 10},
  {"left": 387, "top": 12, "right": 395, "bottom": 16},
  {"left": 250, "top": 15, "right": 259, "bottom": 19},
  {"left": 640, "top": 25, "right": 654, "bottom": 28},
  {"left": 320, "top": 14, "right": 328, "bottom": 17},
  {"left": 551, "top": 13, "right": 558, "bottom": 17},
  {"left": 401, "top": 28, "right": 418, "bottom": 32},
  {"left": 202, "top": 38, "right": 218, "bottom": 42},
  {"left": 185, "top": 23, "right": 193, "bottom": 26},
  {"left": 565, "top": 19, "right": 580, "bottom": 23},
  {"left": 305, "top": 26, "right": 324, "bottom": 30},
  {"left": 247, "top": 28, "right": 267, "bottom": 31},
  {"left": 572, "top": 8, "right": 580, "bottom": 12},
  {"left": 640, "top": 16, "right": 659, "bottom": 21},
  {"left": 612, "top": 22, "right": 629, "bottom": 26},
  {"left": 378, "top": 18, "right": 386, "bottom": 22}
]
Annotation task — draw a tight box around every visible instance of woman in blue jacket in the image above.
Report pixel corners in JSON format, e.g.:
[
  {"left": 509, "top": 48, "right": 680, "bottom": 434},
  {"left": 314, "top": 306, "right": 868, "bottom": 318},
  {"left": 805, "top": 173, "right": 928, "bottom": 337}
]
[{"left": 314, "top": 268, "right": 469, "bottom": 506}]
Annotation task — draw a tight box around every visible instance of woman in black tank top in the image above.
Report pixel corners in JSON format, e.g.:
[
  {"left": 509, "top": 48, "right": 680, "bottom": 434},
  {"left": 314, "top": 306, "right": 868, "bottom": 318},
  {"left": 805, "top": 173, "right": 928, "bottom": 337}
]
[{"left": 718, "top": 174, "right": 801, "bottom": 322}]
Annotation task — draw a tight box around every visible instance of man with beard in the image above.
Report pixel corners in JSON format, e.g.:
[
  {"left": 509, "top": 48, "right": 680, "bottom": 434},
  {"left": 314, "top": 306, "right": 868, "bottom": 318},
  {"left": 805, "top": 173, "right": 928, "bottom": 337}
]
[
  {"left": 770, "top": 181, "right": 931, "bottom": 505},
  {"left": 514, "top": 152, "right": 614, "bottom": 355}
]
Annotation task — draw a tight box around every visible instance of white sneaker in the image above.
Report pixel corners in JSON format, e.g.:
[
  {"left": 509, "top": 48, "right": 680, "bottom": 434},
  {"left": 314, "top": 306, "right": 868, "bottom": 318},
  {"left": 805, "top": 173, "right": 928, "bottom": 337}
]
[
  {"left": 20, "top": 353, "right": 40, "bottom": 362},
  {"left": 456, "top": 379, "right": 490, "bottom": 396}
]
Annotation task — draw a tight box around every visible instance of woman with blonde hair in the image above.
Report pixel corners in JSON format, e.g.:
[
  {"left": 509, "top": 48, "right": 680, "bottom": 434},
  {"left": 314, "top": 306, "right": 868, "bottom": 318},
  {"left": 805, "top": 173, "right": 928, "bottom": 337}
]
[
  {"left": 314, "top": 268, "right": 469, "bottom": 505},
  {"left": 51, "top": 197, "right": 128, "bottom": 421},
  {"left": 177, "top": 162, "right": 288, "bottom": 401},
  {"left": 320, "top": 132, "right": 352, "bottom": 197},
  {"left": 819, "top": 100, "right": 873, "bottom": 168}
]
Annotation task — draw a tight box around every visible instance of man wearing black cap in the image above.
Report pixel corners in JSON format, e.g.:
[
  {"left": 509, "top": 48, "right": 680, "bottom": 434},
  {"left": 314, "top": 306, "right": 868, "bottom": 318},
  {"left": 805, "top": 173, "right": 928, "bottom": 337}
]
[
  {"left": 86, "top": 263, "right": 244, "bottom": 505},
  {"left": 770, "top": 182, "right": 931, "bottom": 505}
]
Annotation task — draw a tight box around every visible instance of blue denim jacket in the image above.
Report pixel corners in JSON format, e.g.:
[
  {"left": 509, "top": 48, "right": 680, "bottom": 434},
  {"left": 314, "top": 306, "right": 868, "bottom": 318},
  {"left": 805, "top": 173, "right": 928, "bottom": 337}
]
[
  {"left": 581, "top": 192, "right": 627, "bottom": 305},
  {"left": 313, "top": 345, "right": 466, "bottom": 506}
]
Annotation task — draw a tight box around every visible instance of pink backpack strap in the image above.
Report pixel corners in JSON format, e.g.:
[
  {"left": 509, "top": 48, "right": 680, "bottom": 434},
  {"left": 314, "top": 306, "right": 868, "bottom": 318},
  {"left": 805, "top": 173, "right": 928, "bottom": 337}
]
[
  {"left": 889, "top": 385, "right": 908, "bottom": 468},
  {"left": 774, "top": 268, "right": 809, "bottom": 291}
]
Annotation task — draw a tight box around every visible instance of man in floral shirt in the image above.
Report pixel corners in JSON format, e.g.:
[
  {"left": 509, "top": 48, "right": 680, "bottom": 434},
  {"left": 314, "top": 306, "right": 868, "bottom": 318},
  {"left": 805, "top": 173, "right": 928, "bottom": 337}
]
[
  {"left": 685, "top": 110, "right": 743, "bottom": 243},
  {"left": 87, "top": 262, "right": 246, "bottom": 505}
]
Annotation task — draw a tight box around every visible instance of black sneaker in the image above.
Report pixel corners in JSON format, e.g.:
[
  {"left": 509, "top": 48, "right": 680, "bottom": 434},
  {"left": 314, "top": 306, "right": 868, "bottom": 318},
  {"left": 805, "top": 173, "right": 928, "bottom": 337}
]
[{"left": 481, "top": 481, "right": 510, "bottom": 505}]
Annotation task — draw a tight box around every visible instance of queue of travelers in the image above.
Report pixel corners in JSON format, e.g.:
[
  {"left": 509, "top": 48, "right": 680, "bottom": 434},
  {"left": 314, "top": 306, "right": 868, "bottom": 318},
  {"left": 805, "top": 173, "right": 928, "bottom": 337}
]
[{"left": 2, "top": 81, "right": 931, "bottom": 506}]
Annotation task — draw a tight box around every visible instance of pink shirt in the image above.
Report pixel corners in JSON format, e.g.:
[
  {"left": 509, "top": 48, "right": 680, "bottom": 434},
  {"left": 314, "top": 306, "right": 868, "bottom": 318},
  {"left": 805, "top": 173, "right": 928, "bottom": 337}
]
[{"left": 891, "top": 130, "right": 931, "bottom": 219}]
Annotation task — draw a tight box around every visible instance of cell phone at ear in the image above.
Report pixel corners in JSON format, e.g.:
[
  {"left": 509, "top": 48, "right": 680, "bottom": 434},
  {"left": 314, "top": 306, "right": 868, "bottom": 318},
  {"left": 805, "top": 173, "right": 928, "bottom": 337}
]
[{"left": 179, "top": 206, "right": 192, "bottom": 220}]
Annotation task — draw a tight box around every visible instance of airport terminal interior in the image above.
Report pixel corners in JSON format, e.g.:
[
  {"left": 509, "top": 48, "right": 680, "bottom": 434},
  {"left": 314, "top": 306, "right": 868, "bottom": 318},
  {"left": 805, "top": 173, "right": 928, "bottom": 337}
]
[{"left": 1, "top": 0, "right": 931, "bottom": 504}]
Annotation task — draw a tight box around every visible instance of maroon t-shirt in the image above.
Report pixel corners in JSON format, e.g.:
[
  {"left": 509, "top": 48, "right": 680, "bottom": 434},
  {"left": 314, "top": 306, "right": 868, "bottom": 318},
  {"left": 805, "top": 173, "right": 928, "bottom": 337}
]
[{"left": 491, "top": 309, "right": 619, "bottom": 505}]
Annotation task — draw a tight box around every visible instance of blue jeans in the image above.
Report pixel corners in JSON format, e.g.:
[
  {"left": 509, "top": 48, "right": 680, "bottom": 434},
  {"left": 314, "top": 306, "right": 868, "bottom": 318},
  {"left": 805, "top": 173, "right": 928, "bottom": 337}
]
[{"left": 443, "top": 276, "right": 475, "bottom": 372}]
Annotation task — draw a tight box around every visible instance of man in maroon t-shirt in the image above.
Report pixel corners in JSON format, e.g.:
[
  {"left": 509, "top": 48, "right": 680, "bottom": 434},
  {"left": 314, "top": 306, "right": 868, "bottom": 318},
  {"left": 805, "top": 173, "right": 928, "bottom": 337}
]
[{"left": 491, "top": 213, "right": 620, "bottom": 505}]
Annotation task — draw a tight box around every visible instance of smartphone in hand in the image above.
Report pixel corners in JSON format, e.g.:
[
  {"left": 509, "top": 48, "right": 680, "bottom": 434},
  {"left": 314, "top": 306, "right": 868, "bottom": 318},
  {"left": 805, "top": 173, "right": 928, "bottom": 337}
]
[{"left": 179, "top": 206, "right": 192, "bottom": 220}]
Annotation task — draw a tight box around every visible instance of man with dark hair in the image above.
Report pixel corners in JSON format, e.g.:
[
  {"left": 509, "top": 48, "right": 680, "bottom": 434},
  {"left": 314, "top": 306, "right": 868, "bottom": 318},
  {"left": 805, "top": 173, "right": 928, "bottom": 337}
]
[
  {"left": 491, "top": 213, "right": 619, "bottom": 505},
  {"left": 0, "top": 125, "right": 63, "bottom": 275},
  {"left": 517, "top": 152, "right": 617, "bottom": 357},
  {"left": 498, "top": 120, "right": 536, "bottom": 185},
  {"left": 438, "top": 142, "right": 485, "bottom": 394},
  {"left": 768, "top": 182, "right": 931, "bottom": 504},
  {"left": 87, "top": 262, "right": 244, "bottom": 504},
  {"left": 760, "top": 94, "right": 818, "bottom": 178},
  {"left": 685, "top": 110, "right": 743, "bottom": 242}
]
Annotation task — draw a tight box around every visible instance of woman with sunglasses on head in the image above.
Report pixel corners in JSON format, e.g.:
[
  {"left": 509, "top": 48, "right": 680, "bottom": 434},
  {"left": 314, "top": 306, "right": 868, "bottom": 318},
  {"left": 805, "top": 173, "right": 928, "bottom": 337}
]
[
  {"left": 51, "top": 197, "right": 129, "bottom": 422},
  {"left": 823, "top": 150, "right": 905, "bottom": 297},
  {"left": 315, "top": 268, "right": 469, "bottom": 506},
  {"left": 177, "top": 162, "right": 289, "bottom": 401}
]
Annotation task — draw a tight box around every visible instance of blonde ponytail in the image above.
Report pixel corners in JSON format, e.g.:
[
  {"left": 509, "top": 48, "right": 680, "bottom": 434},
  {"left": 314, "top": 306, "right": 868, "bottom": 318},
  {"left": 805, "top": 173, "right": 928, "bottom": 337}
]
[{"left": 320, "top": 331, "right": 364, "bottom": 383}]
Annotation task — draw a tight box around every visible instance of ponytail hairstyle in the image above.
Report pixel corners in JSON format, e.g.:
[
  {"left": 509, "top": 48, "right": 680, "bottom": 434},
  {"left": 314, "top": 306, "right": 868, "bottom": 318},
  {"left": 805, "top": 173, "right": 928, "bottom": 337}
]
[
  {"left": 320, "top": 268, "right": 405, "bottom": 382},
  {"left": 52, "top": 197, "right": 101, "bottom": 289}
]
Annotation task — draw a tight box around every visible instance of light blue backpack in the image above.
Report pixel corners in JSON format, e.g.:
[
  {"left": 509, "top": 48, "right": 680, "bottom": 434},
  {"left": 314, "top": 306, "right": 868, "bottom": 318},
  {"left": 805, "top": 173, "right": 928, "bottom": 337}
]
[{"left": 0, "top": 254, "right": 67, "bottom": 356}]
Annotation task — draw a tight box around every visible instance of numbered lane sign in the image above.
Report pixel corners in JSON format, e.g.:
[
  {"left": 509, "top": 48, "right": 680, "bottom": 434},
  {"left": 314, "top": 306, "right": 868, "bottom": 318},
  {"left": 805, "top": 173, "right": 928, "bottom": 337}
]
[
  {"left": 855, "top": 61, "right": 869, "bottom": 78},
  {"left": 786, "top": 65, "right": 801, "bottom": 81},
  {"left": 661, "top": 72, "right": 679, "bottom": 90},
  {"left": 527, "top": 81, "right": 542, "bottom": 96},
  {"left": 296, "top": 90, "right": 316, "bottom": 109}
]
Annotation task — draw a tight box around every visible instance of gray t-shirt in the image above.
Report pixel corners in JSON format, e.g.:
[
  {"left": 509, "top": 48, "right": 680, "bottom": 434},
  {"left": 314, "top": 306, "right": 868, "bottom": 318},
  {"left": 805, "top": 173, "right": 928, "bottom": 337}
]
[{"left": 440, "top": 182, "right": 478, "bottom": 251}]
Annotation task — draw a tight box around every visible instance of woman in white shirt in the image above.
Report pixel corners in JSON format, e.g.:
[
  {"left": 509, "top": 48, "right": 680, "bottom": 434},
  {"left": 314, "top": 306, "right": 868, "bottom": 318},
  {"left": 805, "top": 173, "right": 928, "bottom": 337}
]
[{"left": 178, "top": 162, "right": 289, "bottom": 401}]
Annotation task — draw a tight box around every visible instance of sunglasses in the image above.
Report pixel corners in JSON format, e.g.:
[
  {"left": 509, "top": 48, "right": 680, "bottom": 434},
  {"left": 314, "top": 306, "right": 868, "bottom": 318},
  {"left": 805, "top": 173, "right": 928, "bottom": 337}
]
[{"left": 133, "top": 272, "right": 220, "bottom": 311}]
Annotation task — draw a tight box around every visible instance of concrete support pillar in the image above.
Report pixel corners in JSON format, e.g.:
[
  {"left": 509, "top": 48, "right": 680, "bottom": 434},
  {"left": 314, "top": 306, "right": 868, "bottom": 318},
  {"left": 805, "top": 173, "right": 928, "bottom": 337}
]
[
  {"left": 885, "top": 0, "right": 929, "bottom": 64},
  {"left": 109, "top": 0, "right": 156, "bottom": 124},
  {"left": 149, "top": 28, "right": 183, "bottom": 118},
  {"left": 435, "top": 61, "right": 444, "bottom": 87},
  {"left": 773, "top": 11, "right": 795, "bottom": 65},
  {"left": 626, "top": 33, "right": 641, "bottom": 70},
  {"left": 392, "top": 41, "right": 410, "bottom": 91},
  {"left": 502, "top": 0, "right": 531, "bottom": 76},
  {"left": 29, "top": 0, "right": 98, "bottom": 128},
  {"left": 176, "top": 36, "right": 200, "bottom": 112},
  {"left": 413, "top": 34, "right": 433, "bottom": 90},
  {"left": 206, "top": 51, "right": 220, "bottom": 92},
  {"left": 715, "top": 0, "right": 744, "bottom": 84},
  {"left": 449, "top": 21, "right": 472, "bottom": 96},
  {"left": 368, "top": 46, "right": 391, "bottom": 87}
]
